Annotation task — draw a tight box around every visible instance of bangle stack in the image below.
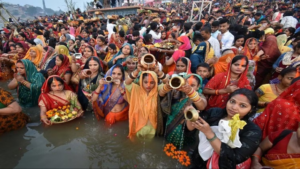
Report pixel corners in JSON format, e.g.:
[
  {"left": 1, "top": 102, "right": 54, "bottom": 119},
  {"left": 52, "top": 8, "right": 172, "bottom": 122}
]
[
  {"left": 207, "top": 133, "right": 217, "bottom": 142},
  {"left": 188, "top": 89, "right": 201, "bottom": 102},
  {"left": 21, "top": 80, "right": 29, "bottom": 86},
  {"left": 129, "top": 71, "right": 137, "bottom": 80},
  {"left": 158, "top": 73, "right": 168, "bottom": 81}
]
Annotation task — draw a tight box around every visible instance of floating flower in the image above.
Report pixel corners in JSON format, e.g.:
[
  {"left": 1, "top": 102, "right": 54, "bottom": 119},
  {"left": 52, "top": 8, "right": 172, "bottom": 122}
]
[{"left": 163, "top": 143, "right": 191, "bottom": 167}]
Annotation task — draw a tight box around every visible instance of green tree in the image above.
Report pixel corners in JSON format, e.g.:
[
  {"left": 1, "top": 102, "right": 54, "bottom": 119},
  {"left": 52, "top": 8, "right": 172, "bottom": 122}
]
[{"left": 25, "top": 6, "right": 38, "bottom": 15}]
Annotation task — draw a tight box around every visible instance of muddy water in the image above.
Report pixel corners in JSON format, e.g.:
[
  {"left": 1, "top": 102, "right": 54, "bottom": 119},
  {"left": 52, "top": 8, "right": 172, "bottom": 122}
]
[{"left": 0, "top": 80, "right": 184, "bottom": 169}]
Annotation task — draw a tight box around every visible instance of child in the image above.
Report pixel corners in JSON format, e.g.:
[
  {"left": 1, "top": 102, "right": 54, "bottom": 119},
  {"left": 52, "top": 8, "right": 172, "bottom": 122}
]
[{"left": 196, "top": 63, "right": 210, "bottom": 88}]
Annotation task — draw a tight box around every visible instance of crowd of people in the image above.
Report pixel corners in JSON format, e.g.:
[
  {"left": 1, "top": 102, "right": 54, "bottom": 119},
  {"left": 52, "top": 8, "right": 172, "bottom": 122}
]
[{"left": 1, "top": 1, "right": 300, "bottom": 168}]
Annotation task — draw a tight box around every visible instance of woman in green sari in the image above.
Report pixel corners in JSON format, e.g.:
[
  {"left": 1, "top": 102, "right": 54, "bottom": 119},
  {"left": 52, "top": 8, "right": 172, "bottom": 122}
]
[
  {"left": 8, "top": 59, "right": 45, "bottom": 108},
  {"left": 160, "top": 73, "right": 207, "bottom": 147}
]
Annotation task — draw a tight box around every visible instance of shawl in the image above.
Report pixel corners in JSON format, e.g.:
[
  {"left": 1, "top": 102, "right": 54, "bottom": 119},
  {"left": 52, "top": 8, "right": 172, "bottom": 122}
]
[
  {"left": 52, "top": 55, "right": 71, "bottom": 78},
  {"left": 205, "top": 57, "right": 251, "bottom": 110},
  {"left": 282, "top": 51, "right": 300, "bottom": 66},
  {"left": 177, "top": 36, "right": 192, "bottom": 51},
  {"left": 18, "top": 59, "right": 45, "bottom": 108},
  {"left": 168, "top": 57, "right": 192, "bottom": 76},
  {"left": 260, "top": 34, "right": 281, "bottom": 68},
  {"left": 254, "top": 80, "right": 300, "bottom": 140},
  {"left": 23, "top": 46, "right": 43, "bottom": 67},
  {"left": 108, "top": 43, "right": 134, "bottom": 68},
  {"left": 41, "top": 46, "right": 55, "bottom": 70},
  {"left": 126, "top": 71, "right": 159, "bottom": 138}
]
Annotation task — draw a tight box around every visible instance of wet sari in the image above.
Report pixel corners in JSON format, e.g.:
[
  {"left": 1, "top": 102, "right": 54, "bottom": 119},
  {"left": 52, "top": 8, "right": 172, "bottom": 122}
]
[
  {"left": 254, "top": 80, "right": 300, "bottom": 140},
  {"left": 162, "top": 74, "right": 203, "bottom": 147},
  {"left": 23, "top": 46, "right": 43, "bottom": 68},
  {"left": 0, "top": 88, "right": 28, "bottom": 134},
  {"left": 93, "top": 65, "right": 129, "bottom": 125},
  {"left": 78, "top": 56, "right": 104, "bottom": 111},
  {"left": 108, "top": 43, "right": 134, "bottom": 68},
  {"left": 205, "top": 58, "right": 251, "bottom": 110},
  {"left": 38, "top": 75, "right": 82, "bottom": 112},
  {"left": 40, "top": 46, "right": 55, "bottom": 70},
  {"left": 125, "top": 71, "right": 163, "bottom": 140},
  {"left": 18, "top": 59, "right": 45, "bottom": 108}
]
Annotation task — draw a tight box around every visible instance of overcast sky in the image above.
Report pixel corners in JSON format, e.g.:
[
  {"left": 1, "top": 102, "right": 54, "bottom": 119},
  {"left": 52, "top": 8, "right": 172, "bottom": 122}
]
[{"left": 2, "top": 0, "right": 91, "bottom": 11}]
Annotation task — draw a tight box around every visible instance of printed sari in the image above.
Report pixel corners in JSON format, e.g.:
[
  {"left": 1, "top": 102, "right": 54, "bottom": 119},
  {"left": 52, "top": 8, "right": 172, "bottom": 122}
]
[
  {"left": 0, "top": 88, "right": 28, "bottom": 134},
  {"left": 93, "top": 65, "right": 129, "bottom": 125},
  {"left": 205, "top": 58, "right": 251, "bottom": 110},
  {"left": 254, "top": 80, "right": 300, "bottom": 140},
  {"left": 125, "top": 71, "right": 162, "bottom": 140},
  {"left": 38, "top": 75, "right": 82, "bottom": 113},
  {"left": 78, "top": 56, "right": 104, "bottom": 111},
  {"left": 162, "top": 74, "right": 203, "bottom": 147},
  {"left": 23, "top": 46, "right": 43, "bottom": 68},
  {"left": 108, "top": 43, "right": 134, "bottom": 68},
  {"left": 18, "top": 59, "right": 45, "bottom": 108}
]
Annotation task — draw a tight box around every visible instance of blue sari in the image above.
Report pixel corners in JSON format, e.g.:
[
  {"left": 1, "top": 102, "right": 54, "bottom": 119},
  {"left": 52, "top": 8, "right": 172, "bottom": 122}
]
[
  {"left": 18, "top": 59, "right": 45, "bottom": 108},
  {"left": 107, "top": 43, "right": 133, "bottom": 68}
]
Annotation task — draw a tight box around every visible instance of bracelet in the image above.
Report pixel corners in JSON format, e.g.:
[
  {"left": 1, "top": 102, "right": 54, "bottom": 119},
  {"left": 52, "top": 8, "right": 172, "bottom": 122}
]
[
  {"left": 190, "top": 93, "right": 199, "bottom": 101},
  {"left": 188, "top": 90, "right": 197, "bottom": 98},
  {"left": 163, "top": 84, "right": 172, "bottom": 92},
  {"left": 252, "top": 154, "right": 261, "bottom": 161},
  {"left": 129, "top": 72, "right": 137, "bottom": 80},
  {"left": 193, "top": 97, "right": 202, "bottom": 103},
  {"left": 215, "top": 90, "right": 219, "bottom": 95},
  {"left": 93, "top": 91, "right": 100, "bottom": 95},
  {"left": 159, "top": 73, "right": 166, "bottom": 80},
  {"left": 207, "top": 133, "right": 217, "bottom": 142},
  {"left": 187, "top": 88, "right": 194, "bottom": 96}
]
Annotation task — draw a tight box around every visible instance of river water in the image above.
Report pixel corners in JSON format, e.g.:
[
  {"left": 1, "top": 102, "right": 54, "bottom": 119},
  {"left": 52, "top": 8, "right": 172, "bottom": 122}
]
[{"left": 0, "top": 80, "right": 184, "bottom": 169}]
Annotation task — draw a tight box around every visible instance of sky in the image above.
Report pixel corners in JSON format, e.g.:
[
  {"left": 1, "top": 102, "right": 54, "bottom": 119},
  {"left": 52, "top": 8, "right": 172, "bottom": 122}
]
[{"left": 2, "top": 0, "right": 91, "bottom": 11}]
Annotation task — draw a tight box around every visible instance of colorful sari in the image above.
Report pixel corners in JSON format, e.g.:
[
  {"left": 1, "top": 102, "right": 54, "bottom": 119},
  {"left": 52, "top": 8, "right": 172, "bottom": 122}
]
[
  {"left": 18, "top": 59, "right": 45, "bottom": 108},
  {"left": 167, "top": 50, "right": 185, "bottom": 73},
  {"left": 255, "top": 34, "right": 281, "bottom": 89},
  {"left": 40, "top": 46, "right": 55, "bottom": 70},
  {"left": 78, "top": 56, "right": 104, "bottom": 111},
  {"left": 10, "top": 42, "right": 29, "bottom": 61},
  {"left": 52, "top": 54, "right": 72, "bottom": 84},
  {"left": 277, "top": 34, "right": 292, "bottom": 54},
  {"left": 38, "top": 75, "right": 82, "bottom": 112},
  {"left": 125, "top": 71, "right": 162, "bottom": 139},
  {"left": 205, "top": 58, "right": 251, "bottom": 110},
  {"left": 108, "top": 43, "right": 134, "bottom": 68},
  {"left": 23, "top": 46, "right": 43, "bottom": 68},
  {"left": 178, "top": 36, "right": 192, "bottom": 58},
  {"left": 254, "top": 80, "right": 300, "bottom": 140},
  {"left": 0, "top": 88, "right": 28, "bottom": 134},
  {"left": 213, "top": 50, "right": 236, "bottom": 75},
  {"left": 93, "top": 65, "right": 129, "bottom": 125},
  {"left": 168, "top": 57, "right": 192, "bottom": 76},
  {"left": 109, "top": 33, "right": 125, "bottom": 49},
  {"left": 162, "top": 73, "right": 203, "bottom": 147}
]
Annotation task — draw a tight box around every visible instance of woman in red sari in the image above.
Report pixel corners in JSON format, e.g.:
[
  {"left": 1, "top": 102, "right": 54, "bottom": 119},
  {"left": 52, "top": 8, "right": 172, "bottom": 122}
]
[
  {"left": 39, "top": 76, "right": 83, "bottom": 125},
  {"left": 254, "top": 78, "right": 300, "bottom": 140},
  {"left": 203, "top": 55, "right": 252, "bottom": 110},
  {"left": 49, "top": 54, "right": 72, "bottom": 85}
]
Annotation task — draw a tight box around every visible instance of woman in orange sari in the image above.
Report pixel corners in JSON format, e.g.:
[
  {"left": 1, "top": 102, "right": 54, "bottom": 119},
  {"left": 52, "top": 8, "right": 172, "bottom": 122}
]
[
  {"left": 39, "top": 76, "right": 83, "bottom": 125},
  {"left": 92, "top": 64, "right": 129, "bottom": 125},
  {"left": 165, "top": 49, "right": 185, "bottom": 73},
  {"left": 203, "top": 55, "right": 252, "bottom": 110},
  {"left": 23, "top": 46, "right": 43, "bottom": 69},
  {"left": 168, "top": 57, "right": 192, "bottom": 76},
  {"left": 212, "top": 49, "right": 236, "bottom": 75}
]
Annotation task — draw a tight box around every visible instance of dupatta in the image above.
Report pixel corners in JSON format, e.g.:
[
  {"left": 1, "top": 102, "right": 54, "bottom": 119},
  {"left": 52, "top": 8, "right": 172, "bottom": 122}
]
[
  {"left": 56, "top": 45, "right": 72, "bottom": 62},
  {"left": 52, "top": 55, "right": 71, "bottom": 78},
  {"left": 243, "top": 38, "right": 260, "bottom": 61},
  {"left": 18, "top": 59, "right": 45, "bottom": 108},
  {"left": 254, "top": 80, "right": 300, "bottom": 140},
  {"left": 168, "top": 57, "right": 192, "bottom": 76},
  {"left": 126, "top": 71, "right": 159, "bottom": 138},
  {"left": 93, "top": 65, "right": 128, "bottom": 119},
  {"left": 38, "top": 75, "right": 73, "bottom": 110},
  {"left": 23, "top": 46, "right": 43, "bottom": 67},
  {"left": 177, "top": 36, "right": 192, "bottom": 51},
  {"left": 205, "top": 57, "right": 251, "bottom": 110}
]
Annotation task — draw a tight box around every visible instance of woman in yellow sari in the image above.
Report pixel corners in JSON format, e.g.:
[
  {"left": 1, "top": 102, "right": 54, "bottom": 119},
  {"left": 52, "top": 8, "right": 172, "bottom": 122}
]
[
  {"left": 23, "top": 46, "right": 43, "bottom": 69},
  {"left": 124, "top": 64, "right": 167, "bottom": 140},
  {"left": 55, "top": 45, "right": 72, "bottom": 62}
]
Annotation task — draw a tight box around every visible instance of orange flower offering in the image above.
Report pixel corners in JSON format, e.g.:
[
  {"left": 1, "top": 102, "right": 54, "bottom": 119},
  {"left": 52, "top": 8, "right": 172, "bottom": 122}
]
[
  {"left": 163, "top": 143, "right": 191, "bottom": 167},
  {"left": 45, "top": 105, "right": 79, "bottom": 123}
]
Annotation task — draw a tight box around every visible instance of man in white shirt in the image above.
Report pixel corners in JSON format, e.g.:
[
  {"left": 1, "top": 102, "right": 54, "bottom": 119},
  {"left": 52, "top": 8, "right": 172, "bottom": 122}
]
[
  {"left": 272, "top": 6, "right": 286, "bottom": 22},
  {"left": 200, "top": 26, "right": 221, "bottom": 58},
  {"left": 281, "top": 11, "right": 298, "bottom": 28},
  {"left": 217, "top": 18, "right": 234, "bottom": 52},
  {"left": 107, "top": 18, "right": 117, "bottom": 42}
]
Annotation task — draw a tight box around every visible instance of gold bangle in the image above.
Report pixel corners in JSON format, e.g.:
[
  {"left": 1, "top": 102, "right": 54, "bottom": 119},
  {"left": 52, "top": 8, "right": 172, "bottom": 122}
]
[{"left": 190, "top": 93, "right": 199, "bottom": 101}]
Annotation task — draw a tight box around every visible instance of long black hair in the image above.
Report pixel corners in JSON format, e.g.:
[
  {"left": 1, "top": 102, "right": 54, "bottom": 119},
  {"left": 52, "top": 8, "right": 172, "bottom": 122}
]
[{"left": 47, "top": 76, "right": 65, "bottom": 90}]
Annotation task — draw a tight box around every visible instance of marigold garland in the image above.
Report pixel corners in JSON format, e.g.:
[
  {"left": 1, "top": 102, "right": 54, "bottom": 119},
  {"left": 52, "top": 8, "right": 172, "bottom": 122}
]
[{"left": 163, "top": 143, "right": 191, "bottom": 167}]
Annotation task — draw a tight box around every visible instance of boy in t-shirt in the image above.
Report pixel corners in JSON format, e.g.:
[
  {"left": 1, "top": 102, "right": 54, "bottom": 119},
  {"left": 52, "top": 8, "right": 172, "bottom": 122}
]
[{"left": 196, "top": 63, "right": 211, "bottom": 89}]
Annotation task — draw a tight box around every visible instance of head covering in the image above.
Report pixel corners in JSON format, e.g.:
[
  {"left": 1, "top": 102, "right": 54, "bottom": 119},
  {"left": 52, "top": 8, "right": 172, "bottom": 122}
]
[
  {"left": 26, "top": 39, "right": 36, "bottom": 46},
  {"left": 18, "top": 59, "right": 45, "bottom": 107},
  {"left": 52, "top": 55, "right": 71, "bottom": 76},
  {"left": 243, "top": 38, "right": 259, "bottom": 60},
  {"left": 168, "top": 57, "right": 192, "bottom": 76},
  {"left": 264, "top": 28, "right": 275, "bottom": 35},
  {"left": 41, "top": 46, "right": 55, "bottom": 70},
  {"left": 56, "top": 45, "right": 71, "bottom": 62},
  {"left": 184, "top": 73, "right": 203, "bottom": 93},
  {"left": 177, "top": 36, "right": 192, "bottom": 50},
  {"left": 24, "top": 46, "right": 43, "bottom": 67}
]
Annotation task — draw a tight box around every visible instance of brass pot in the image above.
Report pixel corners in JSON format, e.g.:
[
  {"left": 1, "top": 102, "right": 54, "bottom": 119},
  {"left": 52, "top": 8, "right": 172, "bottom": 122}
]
[
  {"left": 132, "top": 57, "right": 139, "bottom": 63},
  {"left": 86, "top": 70, "right": 92, "bottom": 76},
  {"left": 105, "top": 76, "right": 113, "bottom": 83},
  {"left": 141, "top": 54, "right": 156, "bottom": 69},
  {"left": 169, "top": 75, "right": 185, "bottom": 89},
  {"left": 184, "top": 108, "right": 199, "bottom": 122}
]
